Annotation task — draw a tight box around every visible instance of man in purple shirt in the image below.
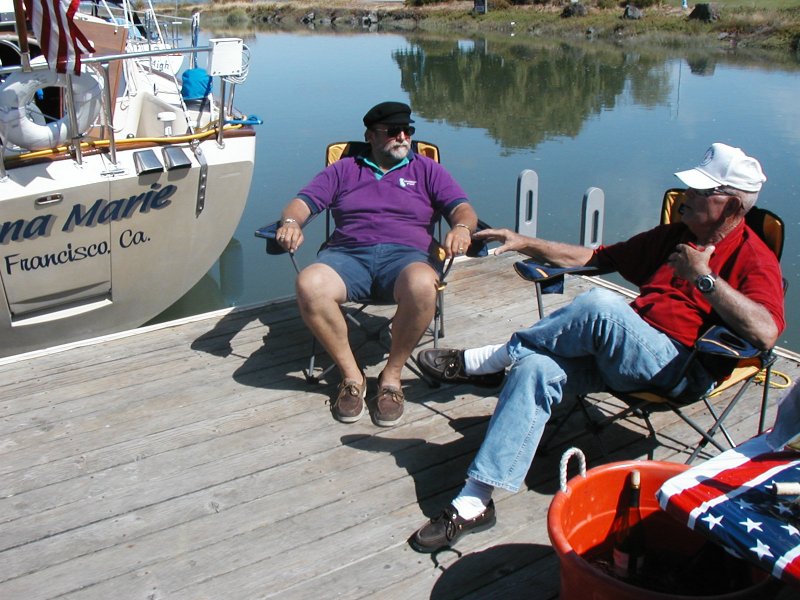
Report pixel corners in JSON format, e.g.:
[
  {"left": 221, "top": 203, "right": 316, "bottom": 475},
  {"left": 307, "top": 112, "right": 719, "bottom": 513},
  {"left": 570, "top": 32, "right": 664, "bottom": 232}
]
[{"left": 276, "top": 101, "right": 478, "bottom": 427}]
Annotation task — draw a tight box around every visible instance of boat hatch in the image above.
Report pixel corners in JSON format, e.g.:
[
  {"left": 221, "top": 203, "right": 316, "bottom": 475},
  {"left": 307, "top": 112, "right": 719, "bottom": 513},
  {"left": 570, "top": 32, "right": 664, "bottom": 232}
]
[{"left": 1, "top": 181, "right": 112, "bottom": 323}]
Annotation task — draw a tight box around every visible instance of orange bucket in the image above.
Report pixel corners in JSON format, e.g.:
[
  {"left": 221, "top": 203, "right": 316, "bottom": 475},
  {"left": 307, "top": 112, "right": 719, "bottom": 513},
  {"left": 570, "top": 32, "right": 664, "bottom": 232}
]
[{"left": 547, "top": 453, "right": 778, "bottom": 600}]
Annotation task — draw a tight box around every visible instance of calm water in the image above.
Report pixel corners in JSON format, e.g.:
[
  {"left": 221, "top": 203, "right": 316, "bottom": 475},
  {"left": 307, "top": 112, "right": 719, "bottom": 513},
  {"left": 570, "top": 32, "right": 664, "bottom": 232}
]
[{"left": 153, "top": 29, "right": 800, "bottom": 351}]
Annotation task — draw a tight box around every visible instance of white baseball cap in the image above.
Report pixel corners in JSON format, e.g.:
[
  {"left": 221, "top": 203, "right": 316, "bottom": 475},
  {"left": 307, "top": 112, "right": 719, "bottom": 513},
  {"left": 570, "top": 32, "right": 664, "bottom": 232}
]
[{"left": 674, "top": 143, "right": 766, "bottom": 192}]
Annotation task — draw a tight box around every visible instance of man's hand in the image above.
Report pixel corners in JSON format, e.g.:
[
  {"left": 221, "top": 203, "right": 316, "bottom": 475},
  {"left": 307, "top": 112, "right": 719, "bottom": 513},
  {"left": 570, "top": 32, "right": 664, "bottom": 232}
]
[
  {"left": 276, "top": 220, "right": 303, "bottom": 254},
  {"left": 668, "top": 243, "right": 715, "bottom": 281},
  {"left": 444, "top": 204, "right": 479, "bottom": 258},
  {"left": 473, "top": 228, "right": 595, "bottom": 267},
  {"left": 276, "top": 198, "right": 311, "bottom": 254},
  {"left": 473, "top": 228, "right": 528, "bottom": 256},
  {"left": 670, "top": 242, "right": 779, "bottom": 349},
  {"left": 443, "top": 225, "right": 473, "bottom": 259}
]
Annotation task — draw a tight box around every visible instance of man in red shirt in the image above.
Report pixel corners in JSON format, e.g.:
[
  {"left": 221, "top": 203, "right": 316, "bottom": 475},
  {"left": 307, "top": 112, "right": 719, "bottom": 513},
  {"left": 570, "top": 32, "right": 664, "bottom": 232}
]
[{"left": 410, "top": 142, "right": 785, "bottom": 553}]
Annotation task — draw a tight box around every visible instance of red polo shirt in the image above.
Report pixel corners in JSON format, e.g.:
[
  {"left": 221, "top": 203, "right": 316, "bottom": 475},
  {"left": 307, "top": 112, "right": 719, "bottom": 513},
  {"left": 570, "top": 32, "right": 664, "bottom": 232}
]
[{"left": 594, "top": 221, "right": 785, "bottom": 348}]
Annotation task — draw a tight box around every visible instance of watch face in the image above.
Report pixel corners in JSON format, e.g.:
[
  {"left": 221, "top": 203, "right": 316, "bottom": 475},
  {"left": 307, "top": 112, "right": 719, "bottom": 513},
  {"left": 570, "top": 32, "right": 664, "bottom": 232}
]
[{"left": 696, "top": 274, "right": 715, "bottom": 293}]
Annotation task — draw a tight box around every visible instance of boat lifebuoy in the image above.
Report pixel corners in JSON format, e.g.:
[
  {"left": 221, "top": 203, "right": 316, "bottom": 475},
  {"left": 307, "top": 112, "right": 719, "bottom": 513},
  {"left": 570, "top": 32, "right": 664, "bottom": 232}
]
[{"left": 0, "top": 62, "right": 104, "bottom": 152}]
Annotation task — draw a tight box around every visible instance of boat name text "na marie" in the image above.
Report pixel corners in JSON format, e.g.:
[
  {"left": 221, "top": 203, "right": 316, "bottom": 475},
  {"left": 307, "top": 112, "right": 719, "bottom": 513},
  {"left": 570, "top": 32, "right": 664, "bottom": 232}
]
[{"left": 0, "top": 183, "right": 178, "bottom": 245}]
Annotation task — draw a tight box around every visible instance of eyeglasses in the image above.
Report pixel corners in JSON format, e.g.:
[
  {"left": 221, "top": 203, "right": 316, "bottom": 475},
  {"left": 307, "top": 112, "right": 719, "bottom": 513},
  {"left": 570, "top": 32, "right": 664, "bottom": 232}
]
[
  {"left": 372, "top": 125, "right": 415, "bottom": 138},
  {"left": 690, "top": 187, "right": 738, "bottom": 198}
]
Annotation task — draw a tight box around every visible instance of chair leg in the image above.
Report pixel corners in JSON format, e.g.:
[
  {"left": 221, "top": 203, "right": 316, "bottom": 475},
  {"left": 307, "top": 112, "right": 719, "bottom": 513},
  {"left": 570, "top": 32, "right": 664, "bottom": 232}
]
[
  {"left": 432, "top": 303, "right": 441, "bottom": 349},
  {"left": 303, "top": 336, "right": 336, "bottom": 383},
  {"left": 692, "top": 379, "right": 757, "bottom": 461},
  {"left": 436, "top": 289, "right": 445, "bottom": 340},
  {"left": 672, "top": 401, "right": 731, "bottom": 464},
  {"left": 758, "top": 364, "right": 773, "bottom": 434},
  {"left": 629, "top": 403, "right": 658, "bottom": 440},
  {"left": 701, "top": 397, "right": 736, "bottom": 448}
]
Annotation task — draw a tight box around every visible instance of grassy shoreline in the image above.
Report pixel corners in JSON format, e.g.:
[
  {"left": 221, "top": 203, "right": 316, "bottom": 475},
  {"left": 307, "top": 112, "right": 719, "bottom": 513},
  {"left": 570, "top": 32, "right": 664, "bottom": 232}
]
[{"left": 188, "top": 1, "right": 800, "bottom": 55}]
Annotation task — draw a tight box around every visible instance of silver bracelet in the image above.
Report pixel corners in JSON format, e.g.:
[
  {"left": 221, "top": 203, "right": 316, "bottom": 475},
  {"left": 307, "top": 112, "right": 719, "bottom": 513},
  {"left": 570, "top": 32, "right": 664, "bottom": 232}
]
[
  {"left": 281, "top": 218, "right": 298, "bottom": 226},
  {"left": 454, "top": 223, "right": 473, "bottom": 234}
]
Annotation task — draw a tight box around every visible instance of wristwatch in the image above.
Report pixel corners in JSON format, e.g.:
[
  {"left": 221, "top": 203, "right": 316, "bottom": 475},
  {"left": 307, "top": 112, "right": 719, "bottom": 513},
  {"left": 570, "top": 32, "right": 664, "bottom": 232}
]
[{"left": 695, "top": 272, "right": 717, "bottom": 294}]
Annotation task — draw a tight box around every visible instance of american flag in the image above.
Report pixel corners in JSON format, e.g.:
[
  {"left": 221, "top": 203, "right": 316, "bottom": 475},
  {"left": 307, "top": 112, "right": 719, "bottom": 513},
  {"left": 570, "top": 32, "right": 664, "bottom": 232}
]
[
  {"left": 657, "top": 434, "right": 800, "bottom": 585},
  {"left": 25, "top": 0, "right": 95, "bottom": 74}
]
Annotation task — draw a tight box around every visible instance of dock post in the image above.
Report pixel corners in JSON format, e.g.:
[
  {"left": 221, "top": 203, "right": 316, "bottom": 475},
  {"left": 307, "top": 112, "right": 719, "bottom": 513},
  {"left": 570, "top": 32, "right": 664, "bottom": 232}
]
[
  {"left": 515, "top": 169, "right": 539, "bottom": 237},
  {"left": 580, "top": 187, "right": 604, "bottom": 248}
]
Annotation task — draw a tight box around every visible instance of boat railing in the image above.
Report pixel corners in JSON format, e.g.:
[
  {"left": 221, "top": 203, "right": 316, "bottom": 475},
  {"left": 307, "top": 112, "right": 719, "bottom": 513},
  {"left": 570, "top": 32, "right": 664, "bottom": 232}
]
[
  {"left": 89, "top": 0, "right": 194, "bottom": 49},
  {"left": 0, "top": 39, "right": 249, "bottom": 180}
]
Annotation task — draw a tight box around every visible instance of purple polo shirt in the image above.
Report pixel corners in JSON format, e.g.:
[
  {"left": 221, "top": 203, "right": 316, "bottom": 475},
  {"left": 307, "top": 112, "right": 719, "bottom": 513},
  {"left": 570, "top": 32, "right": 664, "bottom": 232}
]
[{"left": 296, "top": 152, "right": 469, "bottom": 252}]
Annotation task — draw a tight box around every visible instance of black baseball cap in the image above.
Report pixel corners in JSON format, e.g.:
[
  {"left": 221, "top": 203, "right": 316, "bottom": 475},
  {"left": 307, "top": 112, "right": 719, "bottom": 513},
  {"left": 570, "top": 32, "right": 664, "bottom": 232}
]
[{"left": 363, "top": 101, "right": 415, "bottom": 128}]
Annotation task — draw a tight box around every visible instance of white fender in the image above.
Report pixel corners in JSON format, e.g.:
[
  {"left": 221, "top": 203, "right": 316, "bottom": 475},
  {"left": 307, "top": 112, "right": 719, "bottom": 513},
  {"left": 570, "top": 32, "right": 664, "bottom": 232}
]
[{"left": 0, "top": 62, "right": 104, "bottom": 152}]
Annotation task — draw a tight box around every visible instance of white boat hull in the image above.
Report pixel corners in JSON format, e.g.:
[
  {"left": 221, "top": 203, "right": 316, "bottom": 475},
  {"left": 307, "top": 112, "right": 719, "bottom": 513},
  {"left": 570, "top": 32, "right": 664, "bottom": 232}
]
[
  {"left": 0, "top": 9, "right": 258, "bottom": 358},
  {"left": 0, "top": 133, "right": 255, "bottom": 357}
]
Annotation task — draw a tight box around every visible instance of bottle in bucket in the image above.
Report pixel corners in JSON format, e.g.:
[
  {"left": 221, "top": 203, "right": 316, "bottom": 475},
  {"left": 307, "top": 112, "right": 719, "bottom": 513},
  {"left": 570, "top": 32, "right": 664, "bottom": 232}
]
[{"left": 611, "top": 469, "right": 646, "bottom": 580}]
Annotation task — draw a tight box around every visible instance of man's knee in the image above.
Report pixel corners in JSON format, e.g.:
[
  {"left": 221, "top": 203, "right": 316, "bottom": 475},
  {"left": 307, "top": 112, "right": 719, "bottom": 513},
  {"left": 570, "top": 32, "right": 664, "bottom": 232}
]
[
  {"left": 503, "top": 352, "right": 565, "bottom": 410},
  {"left": 395, "top": 263, "right": 438, "bottom": 304},
  {"left": 510, "top": 352, "right": 554, "bottom": 378},
  {"left": 296, "top": 264, "right": 346, "bottom": 304},
  {"left": 563, "top": 288, "right": 628, "bottom": 321}
]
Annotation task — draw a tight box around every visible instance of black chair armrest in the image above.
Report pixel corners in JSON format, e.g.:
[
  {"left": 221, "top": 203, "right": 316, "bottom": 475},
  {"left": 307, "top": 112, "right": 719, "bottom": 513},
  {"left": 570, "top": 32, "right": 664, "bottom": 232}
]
[
  {"left": 695, "top": 325, "right": 765, "bottom": 361},
  {"left": 513, "top": 260, "right": 604, "bottom": 294},
  {"left": 464, "top": 219, "right": 493, "bottom": 258},
  {"left": 254, "top": 220, "right": 286, "bottom": 255},
  {"left": 255, "top": 212, "right": 324, "bottom": 256}
]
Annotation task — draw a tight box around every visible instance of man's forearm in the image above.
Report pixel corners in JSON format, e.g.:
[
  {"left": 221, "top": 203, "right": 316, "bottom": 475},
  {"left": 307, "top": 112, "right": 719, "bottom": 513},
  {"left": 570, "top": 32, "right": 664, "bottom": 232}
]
[
  {"left": 703, "top": 279, "right": 779, "bottom": 349},
  {"left": 521, "top": 237, "right": 596, "bottom": 267},
  {"left": 448, "top": 203, "right": 478, "bottom": 232},
  {"left": 281, "top": 198, "right": 311, "bottom": 224}
]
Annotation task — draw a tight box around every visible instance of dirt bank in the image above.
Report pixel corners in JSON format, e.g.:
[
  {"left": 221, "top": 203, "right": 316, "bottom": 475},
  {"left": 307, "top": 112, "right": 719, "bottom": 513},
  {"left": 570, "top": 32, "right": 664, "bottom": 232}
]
[{"left": 188, "top": 1, "right": 800, "bottom": 55}]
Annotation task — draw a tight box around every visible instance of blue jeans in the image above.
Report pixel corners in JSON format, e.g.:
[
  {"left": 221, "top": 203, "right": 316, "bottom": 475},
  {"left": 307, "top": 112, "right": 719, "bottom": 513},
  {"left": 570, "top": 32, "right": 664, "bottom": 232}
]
[{"left": 467, "top": 288, "right": 715, "bottom": 492}]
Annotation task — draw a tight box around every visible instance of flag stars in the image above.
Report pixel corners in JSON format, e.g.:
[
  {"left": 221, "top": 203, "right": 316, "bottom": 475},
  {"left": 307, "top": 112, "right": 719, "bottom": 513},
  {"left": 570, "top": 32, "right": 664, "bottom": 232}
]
[
  {"left": 735, "top": 498, "right": 755, "bottom": 511},
  {"left": 740, "top": 517, "right": 763, "bottom": 533},
  {"left": 781, "top": 523, "right": 800, "bottom": 537},
  {"left": 750, "top": 539, "right": 773, "bottom": 559},
  {"left": 702, "top": 513, "right": 724, "bottom": 530}
]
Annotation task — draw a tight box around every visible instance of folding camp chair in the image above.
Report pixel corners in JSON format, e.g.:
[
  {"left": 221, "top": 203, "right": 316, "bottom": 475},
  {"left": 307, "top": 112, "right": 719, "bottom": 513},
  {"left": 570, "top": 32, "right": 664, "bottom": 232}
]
[
  {"left": 255, "top": 140, "right": 480, "bottom": 384},
  {"left": 515, "top": 187, "right": 786, "bottom": 463}
]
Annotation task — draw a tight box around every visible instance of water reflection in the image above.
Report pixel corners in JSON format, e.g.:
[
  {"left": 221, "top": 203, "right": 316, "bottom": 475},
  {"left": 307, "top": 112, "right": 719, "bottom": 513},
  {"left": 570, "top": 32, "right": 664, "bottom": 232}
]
[
  {"left": 151, "top": 30, "right": 800, "bottom": 350},
  {"left": 394, "top": 38, "right": 676, "bottom": 149}
]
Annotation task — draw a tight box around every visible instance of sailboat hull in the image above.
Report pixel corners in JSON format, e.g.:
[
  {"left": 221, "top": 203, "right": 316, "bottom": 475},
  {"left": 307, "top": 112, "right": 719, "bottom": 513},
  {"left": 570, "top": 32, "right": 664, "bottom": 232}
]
[{"left": 0, "top": 131, "right": 255, "bottom": 357}]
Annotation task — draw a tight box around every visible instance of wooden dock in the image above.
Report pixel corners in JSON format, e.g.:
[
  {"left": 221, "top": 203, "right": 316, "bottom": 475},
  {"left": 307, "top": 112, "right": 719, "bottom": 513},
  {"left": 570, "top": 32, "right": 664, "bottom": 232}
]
[{"left": 2, "top": 253, "right": 799, "bottom": 600}]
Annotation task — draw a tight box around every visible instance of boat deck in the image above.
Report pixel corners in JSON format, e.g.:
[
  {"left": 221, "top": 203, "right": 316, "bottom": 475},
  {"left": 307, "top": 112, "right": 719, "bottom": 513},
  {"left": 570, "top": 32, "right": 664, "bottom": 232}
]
[{"left": 3, "top": 253, "right": 799, "bottom": 600}]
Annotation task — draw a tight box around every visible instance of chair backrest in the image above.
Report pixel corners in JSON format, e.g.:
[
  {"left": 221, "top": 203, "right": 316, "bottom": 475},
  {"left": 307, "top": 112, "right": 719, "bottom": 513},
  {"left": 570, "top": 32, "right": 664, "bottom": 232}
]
[
  {"left": 660, "top": 188, "right": 785, "bottom": 260},
  {"left": 325, "top": 140, "right": 440, "bottom": 167}
]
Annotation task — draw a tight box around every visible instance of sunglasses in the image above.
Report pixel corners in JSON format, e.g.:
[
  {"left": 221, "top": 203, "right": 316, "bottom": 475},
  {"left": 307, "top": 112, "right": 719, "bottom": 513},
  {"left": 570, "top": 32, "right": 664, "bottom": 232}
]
[
  {"left": 372, "top": 125, "right": 415, "bottom": 138},
  {"left": 690, "top": 187, "right": 738, "bottom": 198}
]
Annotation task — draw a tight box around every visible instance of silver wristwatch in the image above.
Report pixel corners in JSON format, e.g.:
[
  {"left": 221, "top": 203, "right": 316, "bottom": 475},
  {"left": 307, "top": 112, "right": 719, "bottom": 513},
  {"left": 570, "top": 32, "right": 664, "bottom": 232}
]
[{"left": 695, "top": 272, "right": 717, "bottom": 294}]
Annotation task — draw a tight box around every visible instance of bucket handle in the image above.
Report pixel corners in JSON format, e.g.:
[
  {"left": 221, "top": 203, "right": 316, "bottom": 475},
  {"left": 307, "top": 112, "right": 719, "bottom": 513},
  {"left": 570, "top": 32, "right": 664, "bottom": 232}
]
[{"left": 559, "top": 447, "right": 587, "bottom": 493}]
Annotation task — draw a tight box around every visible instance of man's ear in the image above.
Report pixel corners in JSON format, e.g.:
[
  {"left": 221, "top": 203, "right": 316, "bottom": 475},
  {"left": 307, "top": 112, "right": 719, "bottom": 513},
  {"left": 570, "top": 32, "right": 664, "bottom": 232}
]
[{"left": 724, "top": 197, "right": 743, "bottom": 218}]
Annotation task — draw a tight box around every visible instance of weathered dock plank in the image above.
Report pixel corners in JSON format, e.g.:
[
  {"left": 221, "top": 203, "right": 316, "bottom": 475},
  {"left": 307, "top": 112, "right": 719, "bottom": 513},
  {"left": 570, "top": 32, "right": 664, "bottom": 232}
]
[{"left": 1, "top": 253, "right": 798, "bottom": 600}]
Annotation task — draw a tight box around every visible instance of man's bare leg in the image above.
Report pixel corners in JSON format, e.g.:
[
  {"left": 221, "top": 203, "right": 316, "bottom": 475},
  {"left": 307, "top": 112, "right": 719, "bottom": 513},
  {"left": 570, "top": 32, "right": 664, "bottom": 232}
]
[
  {"left": 380, "top": 262, "right": 439, "bottom": 389},
  {"left": 295, "top": 263, "right": 362, "bottom": 382}
]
